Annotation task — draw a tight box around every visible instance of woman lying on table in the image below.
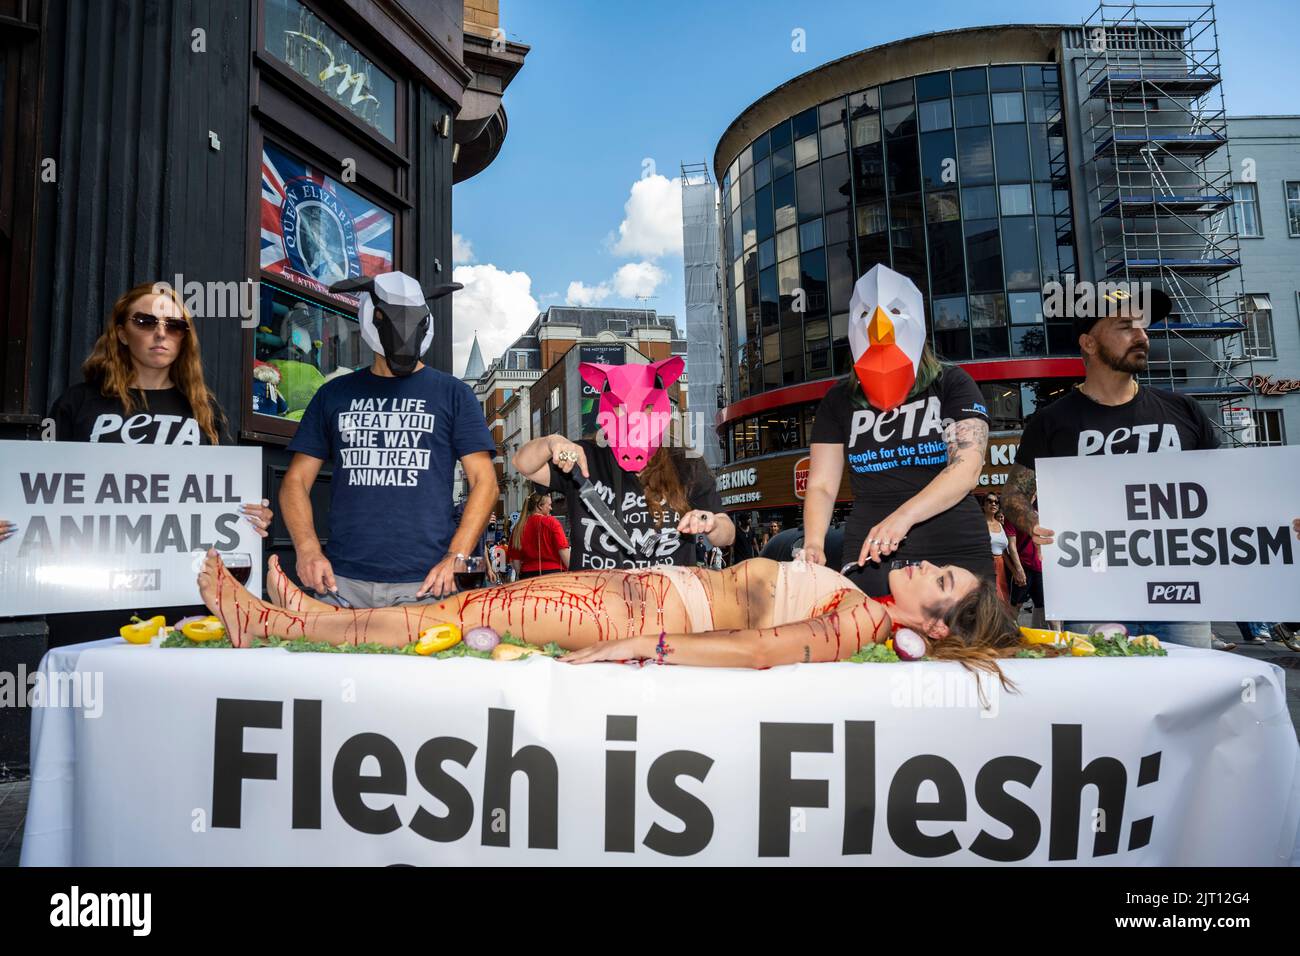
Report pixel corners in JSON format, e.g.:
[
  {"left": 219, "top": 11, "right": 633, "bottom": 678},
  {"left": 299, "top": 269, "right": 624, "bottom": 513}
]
[{"left": 197, "top": 550, "right": 1019, "bottom": 679}]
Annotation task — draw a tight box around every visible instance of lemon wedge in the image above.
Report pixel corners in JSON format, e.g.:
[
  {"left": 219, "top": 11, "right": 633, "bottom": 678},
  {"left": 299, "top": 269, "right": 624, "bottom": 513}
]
[
  {"left": 491, "top": 642, "right": 544, "bottom": 661},
  {"left": 1020, "top": 627, "right": 1091, "bottom": 646}
]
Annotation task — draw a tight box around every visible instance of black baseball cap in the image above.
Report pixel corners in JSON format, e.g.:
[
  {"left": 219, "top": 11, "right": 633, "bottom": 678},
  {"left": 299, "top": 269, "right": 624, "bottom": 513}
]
[{"left": 1074, "top": 287, "right": 1172, "bottom": 339}]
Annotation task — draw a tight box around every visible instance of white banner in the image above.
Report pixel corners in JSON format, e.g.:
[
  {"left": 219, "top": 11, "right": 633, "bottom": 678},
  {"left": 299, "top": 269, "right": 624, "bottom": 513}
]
[
  {"left": 19, "top": 639, "right": 1300, "bottom": 866},
  {"left": 0, "top": 441, "right": 262, "bottom": 615},
  {"left": 1038, "top": 446, "right": 1300, "bottom": 622}
]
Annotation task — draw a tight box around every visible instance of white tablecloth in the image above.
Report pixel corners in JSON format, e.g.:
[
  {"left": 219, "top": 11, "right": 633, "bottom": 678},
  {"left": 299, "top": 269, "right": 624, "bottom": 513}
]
[{"left": 20, "top": 637, "right": 1300, "bottom": 865}]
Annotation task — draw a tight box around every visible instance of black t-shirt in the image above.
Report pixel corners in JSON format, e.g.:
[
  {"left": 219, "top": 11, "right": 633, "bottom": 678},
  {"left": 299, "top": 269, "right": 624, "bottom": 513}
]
[
  {"left": 48, "top": 382, "right": 231, "bottom": 445},
  {"left": 546, "top": 440, "right": 724, "bottom": 571},
  {"left": 1017, "top": 384, "right": 1219, "bottom": 471},
  {"left": 810, "top": 368, "right": 992, "bottom": 590}
]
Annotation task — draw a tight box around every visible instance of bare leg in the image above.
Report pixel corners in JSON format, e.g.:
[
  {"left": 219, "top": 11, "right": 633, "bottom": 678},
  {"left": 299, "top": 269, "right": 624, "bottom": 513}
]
[
  {"left": 198, "top": 550, "right": 448, "bottom": 648},
  {"left": 266, "top": 554, "right": 338, "bottom": 614},
  {"left": 196, "top": 552, "right": 698, "bottom": 650}
]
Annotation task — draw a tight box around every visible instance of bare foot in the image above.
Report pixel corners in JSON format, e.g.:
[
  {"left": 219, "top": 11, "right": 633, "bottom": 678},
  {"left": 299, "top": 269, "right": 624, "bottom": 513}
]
[
  {"left": 266, "top": 554, "right": 336, "bottom": 614},
  {"left": 197, "top": 549, "right": 304, "bottom": 648}
]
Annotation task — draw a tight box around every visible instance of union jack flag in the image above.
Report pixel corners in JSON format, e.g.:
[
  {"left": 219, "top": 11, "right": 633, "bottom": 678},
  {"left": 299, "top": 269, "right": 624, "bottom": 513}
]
[{"left": 261, "top": 142, "right": 394, "bottom": 304}]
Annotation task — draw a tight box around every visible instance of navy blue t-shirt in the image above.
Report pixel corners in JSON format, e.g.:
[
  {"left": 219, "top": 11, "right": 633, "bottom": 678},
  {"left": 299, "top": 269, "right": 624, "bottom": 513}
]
[{"left": 288, "top": 367, "right": 496, "bottom": 582}]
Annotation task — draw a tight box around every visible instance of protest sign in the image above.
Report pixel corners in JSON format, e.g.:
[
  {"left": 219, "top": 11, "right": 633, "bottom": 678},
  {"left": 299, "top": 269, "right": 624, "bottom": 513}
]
[
  {"left": 1037, "top": 446, "right": 1300, "bottom": 621},
  {"left": 0, "top": 441, "right": 262, "bottom": 615}
]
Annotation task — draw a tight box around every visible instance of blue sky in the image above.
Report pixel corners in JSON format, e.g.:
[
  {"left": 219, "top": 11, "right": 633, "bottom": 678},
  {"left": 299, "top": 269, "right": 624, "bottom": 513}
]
[{"left": 449, "top": 0, "right": 1298, "bottom": 374}]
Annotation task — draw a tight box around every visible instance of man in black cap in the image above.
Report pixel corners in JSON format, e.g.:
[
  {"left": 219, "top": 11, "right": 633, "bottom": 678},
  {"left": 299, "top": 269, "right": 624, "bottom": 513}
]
[{"left": 1001, "top": 285, "right": 1231, "bottom": 649}]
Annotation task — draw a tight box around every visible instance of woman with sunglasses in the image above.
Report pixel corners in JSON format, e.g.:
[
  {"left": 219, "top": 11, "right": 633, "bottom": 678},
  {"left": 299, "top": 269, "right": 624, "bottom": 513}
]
[
  {"left": 0, "top": 282, "right": 271, "bottom": 547},
  {"left": 981, "top": 493, "right": 1025, "bottom": 606}
]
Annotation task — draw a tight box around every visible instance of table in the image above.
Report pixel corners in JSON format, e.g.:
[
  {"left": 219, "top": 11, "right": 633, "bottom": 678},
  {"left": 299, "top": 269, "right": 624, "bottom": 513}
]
[{"left": 20, "top": 637, "right": 1300, "bottom": 865}]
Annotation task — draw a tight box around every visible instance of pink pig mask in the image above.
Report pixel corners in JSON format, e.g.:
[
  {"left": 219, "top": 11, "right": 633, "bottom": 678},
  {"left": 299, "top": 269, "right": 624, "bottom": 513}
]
[{"left": 579, "top": 356, "right": 685, "bottom": 473}]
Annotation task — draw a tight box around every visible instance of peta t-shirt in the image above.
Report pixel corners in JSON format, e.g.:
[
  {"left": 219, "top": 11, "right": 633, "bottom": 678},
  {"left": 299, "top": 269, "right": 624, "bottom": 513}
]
[
  {"left": 1016, "top": 385, "right": 1219, "bottom": 471},
  {"left": 289, "top": 367, "right": 496, "bottom": 582},
  {"left": 546, "top": 441, "right": 724, "bottom": 571},
  {"left": 48, "top": 382, "right": 231, "bottom": 444},
  {"left": 810, "top": 368, "right": 992, "bottom": 586}
]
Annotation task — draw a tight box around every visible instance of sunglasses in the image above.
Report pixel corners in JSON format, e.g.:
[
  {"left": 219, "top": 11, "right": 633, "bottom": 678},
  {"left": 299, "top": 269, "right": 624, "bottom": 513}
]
[{"left": 125, "top": 312, "right": 190, "bottom": 335}]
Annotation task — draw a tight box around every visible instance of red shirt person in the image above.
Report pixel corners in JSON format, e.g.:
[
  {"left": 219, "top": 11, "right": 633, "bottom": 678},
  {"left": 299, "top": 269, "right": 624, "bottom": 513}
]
[{"left": 508, "top": 492, "right": 571, "bottom": 578}]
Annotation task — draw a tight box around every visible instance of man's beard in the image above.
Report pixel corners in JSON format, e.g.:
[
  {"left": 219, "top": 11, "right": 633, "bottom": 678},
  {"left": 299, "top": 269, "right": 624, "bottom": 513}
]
[{"left": 1096, "top": 340, "right": 1148, "bottom": 374}]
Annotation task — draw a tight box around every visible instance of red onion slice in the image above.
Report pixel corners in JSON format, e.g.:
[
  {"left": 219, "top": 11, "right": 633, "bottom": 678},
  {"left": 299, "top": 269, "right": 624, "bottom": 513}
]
[
  {"left": 892, "top": 627, "right": 928, "bottom": 661},
  {"left": 463, "top": 626, "right": 500, "bottom": 652}
]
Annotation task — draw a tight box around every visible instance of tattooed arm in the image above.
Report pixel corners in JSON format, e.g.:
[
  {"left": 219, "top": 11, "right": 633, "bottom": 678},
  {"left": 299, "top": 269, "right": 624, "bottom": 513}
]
[
  {"left": 1001, "top": 463, "right": 1055, "bottom": 546},
  {"left": 560, "top": 589, "right": 890, "bottom": 667},
  {"left": 858, "top": 417, "right": 989, "bottom": 565}
]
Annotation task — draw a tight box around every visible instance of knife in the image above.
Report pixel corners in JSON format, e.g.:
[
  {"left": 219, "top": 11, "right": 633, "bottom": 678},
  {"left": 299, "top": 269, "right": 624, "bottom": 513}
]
[{"left": 575, "top": 475, "right": 646, "bottom": 557}]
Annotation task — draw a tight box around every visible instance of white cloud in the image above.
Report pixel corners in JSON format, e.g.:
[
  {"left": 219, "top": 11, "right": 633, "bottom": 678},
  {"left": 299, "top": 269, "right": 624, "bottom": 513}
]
[
  {"left": 611, "top": 174, "right": 683, "bottom": 259},
  {"left": 452, "top": 233, "right": 474, "bottom": 265},
  {"left": 612, "top": 261, "right": 668, "bottom": 299},
  {"left": 451, "top": 263, "right": 539, "bottom": 377},
  {"left": 565, "top": 280, "right": 611, "bottom": 307}
]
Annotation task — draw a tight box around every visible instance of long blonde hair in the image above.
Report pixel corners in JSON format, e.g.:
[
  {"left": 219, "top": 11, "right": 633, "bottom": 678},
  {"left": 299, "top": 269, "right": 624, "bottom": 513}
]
[
  {"left": 510, "top": 491, "right": 548, "bottom": 551},
  {"left": 81, "top": 282, "right": 224, "bottom": 444}
]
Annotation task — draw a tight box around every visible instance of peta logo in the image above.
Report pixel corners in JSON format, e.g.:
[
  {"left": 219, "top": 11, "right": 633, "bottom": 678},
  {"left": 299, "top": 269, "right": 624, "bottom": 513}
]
[
  {"left": 50, "top": 886, "right": 151, "bottom": 936},
  {"left": 109, "top": 569, "right": 161, "bottom": 592},
  {"left": 1147, "top": 582, "right": 1201, "bottom": 604}
]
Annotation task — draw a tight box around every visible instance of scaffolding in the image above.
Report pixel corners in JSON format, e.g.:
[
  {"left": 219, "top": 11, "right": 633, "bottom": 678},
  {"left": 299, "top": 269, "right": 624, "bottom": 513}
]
[
  {"left": 1077, "top": 1, "right": 1256, "bottom": 444},
  {"left": 681, "top": 162, "right": 725, "bottom": 468}
]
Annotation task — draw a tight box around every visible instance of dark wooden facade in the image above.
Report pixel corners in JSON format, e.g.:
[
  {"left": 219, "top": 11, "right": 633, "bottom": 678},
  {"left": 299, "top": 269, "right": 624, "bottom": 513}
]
[{"left": 1, "top": 0, "right": 484, "bottom": 576}]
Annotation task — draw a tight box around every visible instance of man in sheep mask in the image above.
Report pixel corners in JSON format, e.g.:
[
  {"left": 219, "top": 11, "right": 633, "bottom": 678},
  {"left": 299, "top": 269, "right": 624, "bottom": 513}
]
[{"left": 281, "top": 271, "right": 500, "bottom": 607}]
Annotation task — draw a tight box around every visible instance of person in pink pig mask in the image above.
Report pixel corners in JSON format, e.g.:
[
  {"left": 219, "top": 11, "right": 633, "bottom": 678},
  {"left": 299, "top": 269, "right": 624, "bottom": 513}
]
[{"left": 512, "top": 355, "right": 733, "bottom": 572}]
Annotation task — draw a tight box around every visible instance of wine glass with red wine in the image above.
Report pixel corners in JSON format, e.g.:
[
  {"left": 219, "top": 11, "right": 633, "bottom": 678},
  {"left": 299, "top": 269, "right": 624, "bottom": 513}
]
[
  {"left": 226, "top": 552, "right": 253, "bottom": 585},
  {"left": 454, "top": 554, "right": 486, "bottom": 592}
]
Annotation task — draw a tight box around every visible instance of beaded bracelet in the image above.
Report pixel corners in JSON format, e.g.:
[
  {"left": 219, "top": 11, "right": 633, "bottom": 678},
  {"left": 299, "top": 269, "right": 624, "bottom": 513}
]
[{"left": 655, "top": 630, "right": 672, "bottom": 665}]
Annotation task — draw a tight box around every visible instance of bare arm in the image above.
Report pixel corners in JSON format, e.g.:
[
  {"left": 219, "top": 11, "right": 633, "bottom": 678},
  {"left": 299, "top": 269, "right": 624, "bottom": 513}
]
[
  {"left": 280, "top": 453, "right": 324, "bottom": 554},
  {"left": 802, "top": 443, "right": 845, "bottom": 563},
  {"left": 859, "top": 418, "right": 988, "bottom": 566},
  {"left": 1003, "top": 526, "right": 1026, "bottom": 579},
  {"left": 447, "top": 452, "right": 498, "bottom": 560},
  {"left": 512, "top": 434, "right": 589, "bottom": 485},
  {"left": 1001, "top": 463, "right": 1054, "bottom": 545},
  {"left": 705, "top": 513, "right": 735, "bottom": 547},
  {"left": 905, "top": 418, "right": 988, "bottom": 521},
  {"left": 562, "top": 588, "right": 892, "bottom": 668}
]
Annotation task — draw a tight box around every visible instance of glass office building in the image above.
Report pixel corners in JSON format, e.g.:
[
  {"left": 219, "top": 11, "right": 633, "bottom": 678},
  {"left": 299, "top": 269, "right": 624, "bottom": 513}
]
[{"left": 711, "top": 25, "right": 1092, "bottom": 527}]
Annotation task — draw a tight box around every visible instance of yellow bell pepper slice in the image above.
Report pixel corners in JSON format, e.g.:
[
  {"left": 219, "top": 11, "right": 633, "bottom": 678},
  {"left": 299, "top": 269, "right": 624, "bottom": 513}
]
[
  {"left": 120, "top": 614, "right": 167, "bottom": 644},
  {"left": 415, "top": 622, "right": 462, "bottom": 655},
  {"left": 182, "top": 618, "right": 226, "bottom": 642}
]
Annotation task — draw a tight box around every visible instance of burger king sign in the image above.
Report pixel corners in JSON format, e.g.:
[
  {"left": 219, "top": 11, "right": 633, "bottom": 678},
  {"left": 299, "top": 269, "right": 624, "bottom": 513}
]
[{"left": 794, "top": 456, "right": 810, "bottom": 500}]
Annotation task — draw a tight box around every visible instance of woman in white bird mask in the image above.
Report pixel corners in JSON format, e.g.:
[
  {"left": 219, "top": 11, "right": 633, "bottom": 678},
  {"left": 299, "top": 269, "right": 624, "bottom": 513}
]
[{"left": 800, "top": 264, "right": 995, "bottom": 598}]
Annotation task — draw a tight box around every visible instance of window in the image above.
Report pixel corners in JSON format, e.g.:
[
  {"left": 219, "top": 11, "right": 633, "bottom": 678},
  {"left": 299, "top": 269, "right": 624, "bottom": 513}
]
[
  {"left": 799, "top": 218, "right": 824, "bottom": 252},
  {"left": 1287, "top": 182, "right": 1300, "bottom": 237},
  {"left": 918, "top": 99, "right": 952, "bottom": 132},
  {"left": 953, "top": 94, "right": 990, "bottom": 128},
  {"left": 776, "top": 226, "right": 798, "bottom": 261},
  {"left": 260, "top": 141, "right": 395, "bottom": 295},
  {"left": 851, "top": 114, "right": 881, "bottom": 148},
  {"left": 795, "top": 134, "right": 819, "bottom": 167},
  {"left": 957, "top": 126, "right": 994, "bottom": 185},
  {"left": 991, "top": 92, "right": 1025, "bottom": 124},
  {"left": 1230, "top": 183, "right": 1262, "bottom": 237},
  {"left": 253, "top": 284, "right": 370, "bottom": 422},
  {"left": 264, "top": 0, "right": 397, "bottom": 140},
  {"left": 999, "top": 184, "right": 1034, "bottom": 216},
  {"left": 1252, "top": 410, "right": 1286, "bottom": 447},
  {"left": 1241, "top": 294, "right": 1275, "bottom": 359},
  {"left": 856, "top": 201, "right": 888, "bottom": 237}
]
